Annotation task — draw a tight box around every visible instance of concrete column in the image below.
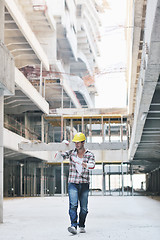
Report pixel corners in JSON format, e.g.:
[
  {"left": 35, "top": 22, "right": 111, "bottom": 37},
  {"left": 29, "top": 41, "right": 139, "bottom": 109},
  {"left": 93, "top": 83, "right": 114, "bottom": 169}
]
[
  {"left": 101, "top": 116, "right": 105, "bottom": 142},
  {"left": 126, "top": 122, "right": 129, "bottom": 149},
  {"left": 33, "top": 167, "right": 36, "bottom": 196},
  {"left": 4, "top": 162, "right": 8, "bottom": 197},
  {"left": 130, "top": 164, "right": 134, "bottom": 196},
  {"left": 102, "top": 162, "right": 106, "bottom": 196},
  {"left": 40, "top": 166, "right": 44, "bottom": 197},
  {"left": 81, "top": 116, "right": 84, "bottom": 133},
  {"left": 24, "top": 162, "right": 26, "bottom": 197},
  {"left": 61, "top": 116, "right": 63, "bottom": 142},
  {"left": 64, "top": 119, "right": 67, "bottom": 140},
  {"left": 0, "top": 0, "right": 4, "bottom": 41},
  {"left": 41, "top": 115, "right": 44, "bottom": 142},
  {"left": 45, "top": 123, "right": 48, "bottom": 143},
  {"left": 61, "top": 87, "right": 63, "bottom": 109},
  {"left": 25, "top": 113, "right": 29, "bottom": 139},
  {"left": 70, "top": 119, "right": 73, "bottom": 142},
  {"left": 20, "top": 164, "right": 24, "bottom": 196},
  {"left": 108, "top": 165, "right": 111, "bottom": 195},
  {"left": 61, "top": 162, "right": 64, "bottom": 196},
  {"left": 121, "top": 163, "right": 124, "bottom": 196},
  {"left": 52, "top": 128, "right": 55, "bottom": 142},
  {"left": 89, "top": 118, "right": 92, "bottom": 143},
  {"left": 108, "top": 119, "right": 111, "bottom": 142},
  {"left": 0, "top": 91, "right": 4, "bottom": 223}
]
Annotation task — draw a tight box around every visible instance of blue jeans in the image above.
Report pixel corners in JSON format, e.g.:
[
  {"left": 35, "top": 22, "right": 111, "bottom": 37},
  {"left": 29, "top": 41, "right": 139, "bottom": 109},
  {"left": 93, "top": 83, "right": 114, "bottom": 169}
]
[{"left": 68, "top": 183, "right": 89, "bottom": 228}]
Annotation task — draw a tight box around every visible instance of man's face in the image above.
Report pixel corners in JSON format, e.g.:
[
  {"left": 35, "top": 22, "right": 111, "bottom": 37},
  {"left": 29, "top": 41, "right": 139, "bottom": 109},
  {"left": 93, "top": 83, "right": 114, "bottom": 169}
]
[{"left": 75, "top": 141, "right": 84, "bottom": 150}]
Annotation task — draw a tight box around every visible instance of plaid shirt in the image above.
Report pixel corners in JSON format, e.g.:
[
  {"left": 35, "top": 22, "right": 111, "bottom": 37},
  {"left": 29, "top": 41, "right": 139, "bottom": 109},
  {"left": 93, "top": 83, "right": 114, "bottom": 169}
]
[{"left": 61, "top": 149, "right": 95, "bottom": 184}]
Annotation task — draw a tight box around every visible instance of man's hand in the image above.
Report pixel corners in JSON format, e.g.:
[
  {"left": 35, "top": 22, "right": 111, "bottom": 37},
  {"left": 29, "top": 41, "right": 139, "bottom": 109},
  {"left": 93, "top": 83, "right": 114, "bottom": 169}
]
[
  {"left": 62, "top": 140, "right": 69, "bottom": 145},
  {"left": 82, "top": 162, "right": 87, "bottom": 168}
]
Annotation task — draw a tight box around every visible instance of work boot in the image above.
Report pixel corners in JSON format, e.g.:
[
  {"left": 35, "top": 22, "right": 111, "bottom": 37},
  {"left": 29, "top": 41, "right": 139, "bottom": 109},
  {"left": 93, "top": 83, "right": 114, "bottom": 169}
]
[
  {"left": 68, "top": 226, "right": 77, "bottom": 235},
  {"left": 79, "top": 227, "right": 86, "bottom": 233}
]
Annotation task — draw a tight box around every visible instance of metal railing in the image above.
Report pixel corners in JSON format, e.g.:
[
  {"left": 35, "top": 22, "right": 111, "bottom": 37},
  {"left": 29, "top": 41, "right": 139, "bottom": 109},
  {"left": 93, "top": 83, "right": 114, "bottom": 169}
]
[{"left": 4, "top": 115, "right": 41, "bottom": 140}]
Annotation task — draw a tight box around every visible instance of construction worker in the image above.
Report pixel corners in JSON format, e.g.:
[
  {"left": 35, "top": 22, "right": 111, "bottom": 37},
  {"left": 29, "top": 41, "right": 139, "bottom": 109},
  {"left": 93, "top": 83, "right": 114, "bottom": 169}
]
[{"left": 61, "top": 132, "right": 95, "bottom": 235}]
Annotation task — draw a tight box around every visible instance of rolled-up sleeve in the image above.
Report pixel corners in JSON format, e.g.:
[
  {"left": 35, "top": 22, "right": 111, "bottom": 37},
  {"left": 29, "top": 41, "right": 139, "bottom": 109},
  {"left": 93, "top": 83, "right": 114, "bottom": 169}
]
[
  {"left": 61, "top": 150, "right": 72, "bottom": 160},
  {"left": 87, "top": 154, "right": 95, "bottom": 170}
]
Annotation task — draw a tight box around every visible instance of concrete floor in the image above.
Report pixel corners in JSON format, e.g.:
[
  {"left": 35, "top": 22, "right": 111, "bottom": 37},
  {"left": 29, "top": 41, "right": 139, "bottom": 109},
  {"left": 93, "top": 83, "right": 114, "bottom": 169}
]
[{"left": 0, "top": 196, "right": 160, "bottom": 240}]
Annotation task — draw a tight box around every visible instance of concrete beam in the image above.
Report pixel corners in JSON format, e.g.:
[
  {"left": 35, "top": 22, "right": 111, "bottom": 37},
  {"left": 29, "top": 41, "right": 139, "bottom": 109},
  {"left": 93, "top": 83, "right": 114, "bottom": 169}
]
[
  {"left": 15, "top": 68, "right": 49, "bottom": 114},
  {"left": 4, "top": 128, "right": 52, "bottom": 161},
  {"left": 18, "top": 142, "right": 127, "bottom": 151}
]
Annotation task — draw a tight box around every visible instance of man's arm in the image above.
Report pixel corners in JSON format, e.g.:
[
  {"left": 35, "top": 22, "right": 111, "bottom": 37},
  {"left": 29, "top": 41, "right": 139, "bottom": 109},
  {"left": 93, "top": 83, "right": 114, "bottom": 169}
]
[
  {"left": 82, "top": 154, "right": 95, "bottom": 169},
  {"left": 61, "top": 150, "right": 73, "bottom": 160}
]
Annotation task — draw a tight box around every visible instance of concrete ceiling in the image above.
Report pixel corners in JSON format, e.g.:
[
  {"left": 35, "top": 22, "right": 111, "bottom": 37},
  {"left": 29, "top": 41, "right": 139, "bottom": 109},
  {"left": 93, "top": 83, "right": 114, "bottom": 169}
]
[
  {"left": 132, "top": 78, "right": 160, "bottom": 173},
  {"left": 4, "top": 89, "right": 41, "bottom": 114},
  {"left": 129, "top": 0, "right": 160, "bottom": 174},
  {"left": 4, "top": 7, "right": 40, "bottom": 68}
]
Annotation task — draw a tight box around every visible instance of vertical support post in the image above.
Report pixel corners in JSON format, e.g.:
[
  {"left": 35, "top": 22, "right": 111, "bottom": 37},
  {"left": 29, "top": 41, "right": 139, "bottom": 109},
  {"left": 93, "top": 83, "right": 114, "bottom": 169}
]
[
  {"left": 108, "top": 119, "right": 111, "bottom": 142},
  {"left": 90, "top": 170, "right": 92, "bottom": 196},
  {"left": 45, "top": 122, "right": 48, "bottom": 143},
  {"left": 64, "top": 119, "right": 67, "bottom": 140},
  {"left": 25, "top": 113, "right": 29, "bottom": 139},
  {"left": 70, "top": 119, "right": 73, "bottom": 142},
  {"left": 40, "top": 165, "right": 44, "bottom": 197},
  {"left": 108, "top": 165, "right": 111, "bottom": 195},
  {"left": 61, "top": 115, "right": 63, "bottom": 142},
  {"left": 121, "top": 163, "right": 124, "bottom": 196},
  {"left": 119, "top": 166, "right": 121, "bottom": 196},
  {"left": 130, "top": 164, "right": 134, "bottom": 196},
  {"left": 24, "top": 161, "right": 26, "bottom": 197},
  {"left": 61, "top": 86, "right": 64, "bottom": 109},
  {"left": 81, "top": 116, "right": 84, "bottom": 133},
  {"left": 102, "top": 162, "right": 105, "bottom": 196},
  {"left": 39, "top": 62, "right": 43, "bottom": 95},
  {"left": 127, "top": 120, "right": 131, "bottom": 147},
  {"left": 20, "top": 164, "right": 24, "bottom": 196},
  {"left": 52, "top": 128, "right": 55, "bottom": 142},
  {"left": 0, "top": 0, "right": 4, "bottom": 41},
  {"left": 120, "top": 116, "right": 123, "bottom": 142},
  {"left": 41, "top": 115, "right": 44, "bottom": 142},
  {"left": 89, "top": 118, "right": 92, "bottom": 143},
  {"left": 34, "top": 166, "right": 36, "bottom": 196},
  {"left": 0, "top": 90, "right": 4, "bottom": 223},
  {"left": 126, "top": 121, "right": 129, "bottom": 149},
  {"left": 101, "top": 116, "right": 104, "bottom": 142},
  {"left": 61, "top": 161, "right": 64, "bottom": 197}
]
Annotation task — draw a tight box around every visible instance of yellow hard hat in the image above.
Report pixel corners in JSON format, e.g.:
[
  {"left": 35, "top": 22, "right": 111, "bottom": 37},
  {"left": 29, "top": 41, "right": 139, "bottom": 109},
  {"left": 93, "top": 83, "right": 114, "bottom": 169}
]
[{"left": 72, "top": 132, "right": 86, "bottom": 142}]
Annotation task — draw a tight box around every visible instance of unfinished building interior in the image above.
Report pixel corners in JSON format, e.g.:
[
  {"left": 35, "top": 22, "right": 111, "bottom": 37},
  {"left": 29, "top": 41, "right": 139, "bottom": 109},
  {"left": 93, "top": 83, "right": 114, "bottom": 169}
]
[{"left": 0, "top": 0, "right": 160, "bottom": 225}]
